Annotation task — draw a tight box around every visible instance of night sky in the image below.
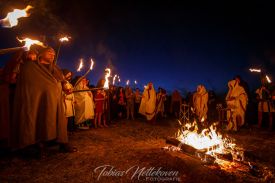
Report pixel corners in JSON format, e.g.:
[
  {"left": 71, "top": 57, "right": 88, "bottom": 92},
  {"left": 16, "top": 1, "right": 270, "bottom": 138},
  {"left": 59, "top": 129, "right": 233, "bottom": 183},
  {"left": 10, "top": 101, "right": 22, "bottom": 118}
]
[{"left": 1, "top": 0, "right": 275, "bottom": 94}]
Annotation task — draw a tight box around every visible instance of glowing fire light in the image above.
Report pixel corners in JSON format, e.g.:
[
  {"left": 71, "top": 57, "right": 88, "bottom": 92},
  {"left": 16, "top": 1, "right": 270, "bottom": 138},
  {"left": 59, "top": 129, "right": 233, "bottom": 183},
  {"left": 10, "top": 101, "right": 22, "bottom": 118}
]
[
  {"left": 266, "top": 75, "right": 272, "bottom": 83},
  {"left": 17, "top": 37, "right": 45, "bottom": 51},
  {"left": 89, "top": 59, "right": 94, "bottom": 70},
  {"left": 113, "top": 74, "right": 117, "bottom": 85},
  {"left": 59, "top": 36, "right": 70, "bottom": 42},
  {"left": 126, "top": 80, "right": 130, "bottom": 86},
  {"left": 177, "top": 121, "right": 236, "bottom": 155},
  {"left": 249, "top": 68, "right": 261, "bottom": 73},
  {"left": 134, "top": 80, "right": 137, "bottom": 84},
  {"left": 103, "top": 68, "right": 111, "bottom": 89},
  {"left": 1, "top": 5, "right": 33, "bottom": 28},
  {"left": 77, "top": 59, "right": 84, "bottom": 72}
]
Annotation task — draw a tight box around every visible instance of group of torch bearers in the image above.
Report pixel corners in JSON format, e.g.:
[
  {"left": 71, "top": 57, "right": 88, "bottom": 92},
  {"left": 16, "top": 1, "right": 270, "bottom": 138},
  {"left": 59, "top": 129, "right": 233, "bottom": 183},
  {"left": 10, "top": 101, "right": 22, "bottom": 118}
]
[{"left": 0, "top": 4, "right": 275, "bottom": 160}]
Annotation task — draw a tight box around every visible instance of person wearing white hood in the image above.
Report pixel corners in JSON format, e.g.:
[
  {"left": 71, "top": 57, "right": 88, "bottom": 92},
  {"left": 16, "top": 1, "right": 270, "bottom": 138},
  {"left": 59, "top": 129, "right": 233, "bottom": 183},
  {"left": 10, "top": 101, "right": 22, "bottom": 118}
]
[
  {"left": 193, "top": 85, "right": 208, "bottom": 122},
  {"left": 226, "top": 78, "right": 248, "bottom": 131},
  {"left": 139, "top": 82, "right": 156, "bottom": 122}
]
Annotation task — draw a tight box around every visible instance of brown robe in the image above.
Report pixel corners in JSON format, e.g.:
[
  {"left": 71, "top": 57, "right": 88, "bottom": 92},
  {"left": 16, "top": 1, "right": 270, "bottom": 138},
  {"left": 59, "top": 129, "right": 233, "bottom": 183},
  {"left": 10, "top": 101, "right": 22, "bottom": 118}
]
[{"left": 11, "top": 61, "right": 68, "bottom": 149}]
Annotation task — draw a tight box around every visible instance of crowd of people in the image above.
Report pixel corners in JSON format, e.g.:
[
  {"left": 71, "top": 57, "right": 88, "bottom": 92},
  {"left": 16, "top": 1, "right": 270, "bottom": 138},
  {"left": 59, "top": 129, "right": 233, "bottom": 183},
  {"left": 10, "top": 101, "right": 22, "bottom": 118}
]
[{"left": 0, "top": 47, "right": 274, "bottom": 158}]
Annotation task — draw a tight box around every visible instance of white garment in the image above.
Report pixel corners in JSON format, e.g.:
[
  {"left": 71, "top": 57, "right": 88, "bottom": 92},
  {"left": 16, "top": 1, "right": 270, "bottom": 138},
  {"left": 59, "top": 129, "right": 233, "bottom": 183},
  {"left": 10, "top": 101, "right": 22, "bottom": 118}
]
[
  {"left": 74, "top": 82, "right": 95, "bottom": 124},
  {"left": 193, "top": 85, "right": 208, "bottom": 121},
  {"left": 139, "top": 84, "right": 156, "bottom": 120},
  {"left": 63, "top": 81, "right": 75, "bottom": 117},
  {"left": 226, "top": 80, "right": 248, "bottom": 131}
]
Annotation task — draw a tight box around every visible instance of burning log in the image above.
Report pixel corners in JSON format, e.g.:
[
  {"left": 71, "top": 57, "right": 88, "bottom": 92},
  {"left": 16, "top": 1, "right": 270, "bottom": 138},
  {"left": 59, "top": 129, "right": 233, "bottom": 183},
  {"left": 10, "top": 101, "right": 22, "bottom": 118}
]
[
  {"left": 166, "top": 137, "right": 233, "bottom": 162},
  {"left": 166, "top": 137, "right": 207, "bottom": 155}
]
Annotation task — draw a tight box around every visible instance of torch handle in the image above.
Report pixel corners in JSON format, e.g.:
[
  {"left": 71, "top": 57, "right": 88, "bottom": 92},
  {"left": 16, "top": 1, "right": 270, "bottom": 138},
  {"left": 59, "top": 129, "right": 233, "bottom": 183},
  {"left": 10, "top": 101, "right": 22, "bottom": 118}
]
[
  {"left": 73, "top": 69, "right": 92, "bottom": 88},
  {"left": 0, "top": 47, "right": 23, "bottom": 55}
]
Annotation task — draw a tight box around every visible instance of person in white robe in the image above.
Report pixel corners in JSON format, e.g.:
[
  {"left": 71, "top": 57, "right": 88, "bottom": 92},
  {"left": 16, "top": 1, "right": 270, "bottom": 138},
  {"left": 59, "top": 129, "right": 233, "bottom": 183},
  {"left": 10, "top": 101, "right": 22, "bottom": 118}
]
[
  {"left": 139, "top": 82, "right": 156, "bottom": 121},
  {"left": 74, "top": 78, "right": 94, "bottom": 127},
  {"left": 226, "top": 79, "right": 248, "bottom": 131},
  {"left": 193, "top": 85, "right": 208, "bottom": 122}
]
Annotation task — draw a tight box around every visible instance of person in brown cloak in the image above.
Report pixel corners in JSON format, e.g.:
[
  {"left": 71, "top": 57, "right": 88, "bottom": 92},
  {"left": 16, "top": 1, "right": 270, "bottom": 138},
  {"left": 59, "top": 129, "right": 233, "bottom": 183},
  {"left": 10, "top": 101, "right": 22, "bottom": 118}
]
[{"left": 11, "top": 47, "right": 76, "bottom": 156}]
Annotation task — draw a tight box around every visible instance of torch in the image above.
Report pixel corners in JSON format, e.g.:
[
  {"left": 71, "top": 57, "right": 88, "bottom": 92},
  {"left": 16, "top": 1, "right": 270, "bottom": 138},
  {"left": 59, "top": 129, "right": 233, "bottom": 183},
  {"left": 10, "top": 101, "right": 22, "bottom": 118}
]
[
  {"left": 0, "top": 5, "right": 33, "bottom": 28},
  {"left": 126, "top": 80, "right": 130, "bottom": 86},
  {"left": 0, "top": 37, "right": 45, "bottom": 55},
  {"left": 112, "top": 74, "right": 117, "bottom": 85},
  {"left": 74, "top": 59, "right": 94, "bottom": 87},
  {"left": 54, "top": 36, "right": 70, "bottom": 65},
  {"left": 134, "top": 80, "right": 137, "bottom": 88},
  {"left": 103, "top": 68, "right": 111, "bottom": 89}
]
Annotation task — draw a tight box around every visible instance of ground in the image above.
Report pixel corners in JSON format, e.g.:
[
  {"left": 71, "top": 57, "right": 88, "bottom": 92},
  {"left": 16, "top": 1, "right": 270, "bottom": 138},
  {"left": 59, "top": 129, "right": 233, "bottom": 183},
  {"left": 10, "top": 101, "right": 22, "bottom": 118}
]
[{"left": 0, "top": 118, "right": 275, "bottom": 183}]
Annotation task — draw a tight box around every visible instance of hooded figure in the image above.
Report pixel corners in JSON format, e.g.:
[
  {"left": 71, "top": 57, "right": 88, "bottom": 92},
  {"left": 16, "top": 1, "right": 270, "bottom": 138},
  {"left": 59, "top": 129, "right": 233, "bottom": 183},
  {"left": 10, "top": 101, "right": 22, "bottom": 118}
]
[
  {"left": 226, "top": 79, "right": 248, "bottom": 131},
  {"left": 11, "top": 47, "right": 68, "bottom": 149},
  {"left": 193, "top": 85, "right": 208, "bottom": 122},
  {"left": 62, "top": 69, "right": 75, "bottom": 118},
  {"left": 74, "top": 77, "right": 94, "bottom": 125},
  {"left": 139, "top": 82, "right": 156, "bottom": 120}
]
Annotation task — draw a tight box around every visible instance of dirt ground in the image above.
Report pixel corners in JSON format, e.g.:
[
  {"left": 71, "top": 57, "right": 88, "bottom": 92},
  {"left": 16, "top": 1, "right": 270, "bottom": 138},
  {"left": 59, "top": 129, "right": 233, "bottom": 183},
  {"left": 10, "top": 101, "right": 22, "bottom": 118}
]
[{"left": 0, "top": 118, "right": 275, "bottom": 183}]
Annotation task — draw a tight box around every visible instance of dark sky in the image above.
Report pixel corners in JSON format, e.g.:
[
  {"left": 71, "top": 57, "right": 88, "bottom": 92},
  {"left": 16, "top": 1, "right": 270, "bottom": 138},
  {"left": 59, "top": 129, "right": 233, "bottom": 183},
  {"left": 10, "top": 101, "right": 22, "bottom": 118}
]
[{"left": 1, "top": 0, "right": 275, "bottom": 94}]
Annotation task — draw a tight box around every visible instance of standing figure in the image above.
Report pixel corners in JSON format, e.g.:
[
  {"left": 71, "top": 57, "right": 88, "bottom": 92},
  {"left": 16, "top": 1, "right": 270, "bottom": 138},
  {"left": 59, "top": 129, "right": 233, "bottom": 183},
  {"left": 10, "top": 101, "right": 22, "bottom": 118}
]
[
  {"left": 226, "top": 79, "right": 248, "bottom": 131},
  {"left": 170, "top": 90, "right": 182, "bottom": 118},
  {"left": 11, "top": 47, "right": 76, "bottom": 155},
  {"left": 134, "top": 88, "right": 142, "bottom": 119},
  {"left": 256, "top": 77, "right": 274, "bottom": 130},
  {"left": 139, "top": 82, "right": 156, "bottom": 122},
  {"left": 74, "top": 77, "right": 94, "bottom": 129},
  {"left": 94, "top": 89, "right": 107, "bottom": 128},
  {"left": 156, "top": 87, "right": 166, "bottom": 118},
  {"left": 125, "top": 87, "right": 135, "bottom": 120},
  {"left": 193, "top": 85, "right": 208, "bottom": 122},
  {"left": 62, "top": 69, "right": 75, "bottom": 132},
  {"left": 117, "top": 87, "right": 126, "bottom": 118}
]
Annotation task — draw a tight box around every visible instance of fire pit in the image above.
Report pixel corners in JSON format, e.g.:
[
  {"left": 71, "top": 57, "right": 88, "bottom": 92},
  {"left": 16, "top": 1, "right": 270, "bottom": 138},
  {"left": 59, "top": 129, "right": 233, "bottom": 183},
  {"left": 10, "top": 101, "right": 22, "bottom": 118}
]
[{"left": 163, "top": 119, "right": 274, "bottom": 182}]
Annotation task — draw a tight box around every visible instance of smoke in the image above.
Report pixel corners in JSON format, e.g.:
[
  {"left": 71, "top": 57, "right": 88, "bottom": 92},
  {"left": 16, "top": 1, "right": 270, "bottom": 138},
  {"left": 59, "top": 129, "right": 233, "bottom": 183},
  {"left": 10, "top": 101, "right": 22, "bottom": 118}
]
[{"left": 96, "top": 41, "right": 117, "bottom": 70}]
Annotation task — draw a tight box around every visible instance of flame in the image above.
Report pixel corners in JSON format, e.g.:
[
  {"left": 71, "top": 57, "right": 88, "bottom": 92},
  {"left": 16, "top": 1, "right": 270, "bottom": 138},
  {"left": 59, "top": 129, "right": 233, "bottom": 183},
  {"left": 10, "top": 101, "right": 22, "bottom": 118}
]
[
  {"left": 113, "top": 74, "right": 117, "bottom": 85},
  {"left": 17, "top": 37, "right": 45, "bottom": 51},
  {"left": 1, "top": 5, "right": 33, "bottom": 28},
  {"left": 77, "top": 59, "right": 84, "bottom": 72},
  {"left": 134, "top": 80, "right": 137, "bottom": 84},
  {"left": 249, "top": 68, "right": 261, "bottom": 73},
  {"left": 266, "top": 75, "right": 272, "bottom": 83},
  {"left": 59, "top": 36, "right": 70, "bottom": 42},
  {"left": 177, "top": 121, "right": 236, "bottom": 155},
  {"left": 118, "top": 78, "right": 121, "bottom": 82},
  {"left": 103, "top": 68, "right": 111, "bottom": 89},
  {"left": 126, "top": 80, "right": 130, "bottom": 86},
  {"left": 201, "top": 117, "right": 205, "bottom": 122},
  {"left": 89, "top": 59, "right": 94, "bottom": 70}
]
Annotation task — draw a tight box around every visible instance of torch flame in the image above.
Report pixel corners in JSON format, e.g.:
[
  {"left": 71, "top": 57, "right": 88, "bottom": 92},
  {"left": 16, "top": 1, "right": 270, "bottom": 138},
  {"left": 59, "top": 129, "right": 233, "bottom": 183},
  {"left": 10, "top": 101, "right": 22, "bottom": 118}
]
[
  {"left": 266, "top": 75, "right": 272, "bottom": 83},
  {"left": 17, "top": 37, "right": 45, "bottom": 51},
  {"left": 59, "top": 36, "right": 70, "bottom": 42},
  {"left": 103, "top": 68, "right": 111, "bottom": 89},
  {"left": 126, "top": 80, "right": 130, "bottom": 86},
  {"left": 249, "top": 68, "right": 261, "bottom": 73},
  {"left": 1, "top": 5, "right": 33, "bottom": 28},
  {"left": 89, "top": 59, "right": 94, "bottom": 70},
  {"left": 113, "top": 74, "right": 117, "bottom": 85},
  {"left": 77, "top": 59, "right": 84, "bottom": 72}
]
